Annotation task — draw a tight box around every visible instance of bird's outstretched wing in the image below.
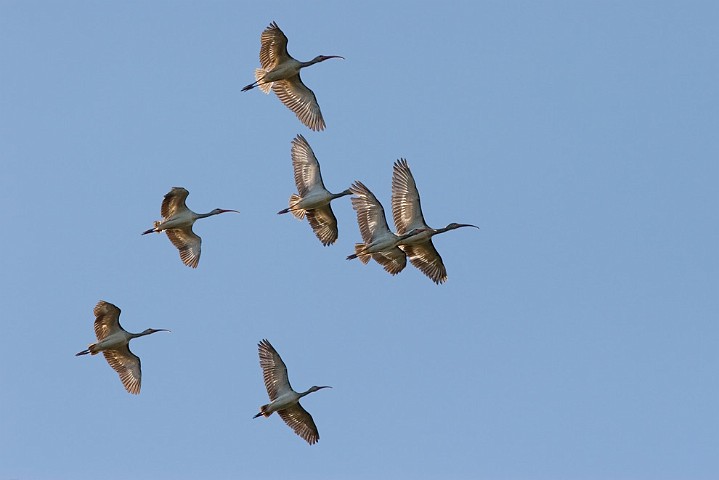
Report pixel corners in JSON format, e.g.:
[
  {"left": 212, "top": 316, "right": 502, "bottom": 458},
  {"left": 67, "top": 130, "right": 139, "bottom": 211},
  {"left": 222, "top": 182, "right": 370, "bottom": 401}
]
[
  {"left": 306, "top": 206, "right": 339, "bottom": 246},
  {"left": 371, "top": 249, "right": 407, "bottom": 275},
  {"left": 103, "top": 345, "right": 141, "bottom": 395},
  {"left": 161, "top": 187, "right": 190, "bottom": 220},
  {"left": 350, "top": 181, "right": 393, "bottom": 244},
  {"left": 272, "top": 76, "right": 325, "bottom": 132},
  {"left": 165, "top": 227, "right": 201, "bottom": 268},
  {"left": 259, "top": 21, "right": 290, "bottom": 70},
  {"left": 278, "top": 402, "right": 320, "bottom": 445},
  {"left": 93, "top": 301, "right": 123, "bottom": 341},
  {"left": 402, "top": 242, "right": 448, "bottom": 284},
  {"left": 391, "top": 159, "right": 429, "bottom": 233},
  {"left": 258, "top": 339, "right": 291, "bottom": 401},
  {"left": 291, "top": 134, "right": 326, "bottom": 196}
]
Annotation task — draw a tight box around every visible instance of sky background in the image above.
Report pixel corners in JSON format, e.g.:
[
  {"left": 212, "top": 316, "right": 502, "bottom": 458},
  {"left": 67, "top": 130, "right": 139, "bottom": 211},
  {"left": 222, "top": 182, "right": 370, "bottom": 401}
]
[{"left": 1, "top": 1, "right": 717, "bottom": 479}]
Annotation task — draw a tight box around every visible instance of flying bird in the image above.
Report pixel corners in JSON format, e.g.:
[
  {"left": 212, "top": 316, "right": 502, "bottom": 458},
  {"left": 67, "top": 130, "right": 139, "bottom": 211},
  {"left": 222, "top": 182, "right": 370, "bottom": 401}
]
[
  {"left": 277, "top": 134, "right": 351, "bottom": 245},
  {"left": 254, "top": 339, "right": 331, "bottom": 445},
  {"left": 347, "top": 180, "right": 426, "bottom": 275},
  {"left": 242, "top": 21, "right": 343, "bottom": 131},
  {"left": 391, "top": 158, "right": 478, "bottom": 283},
  {"left": 142, "top": 187, "right": 239, "bottom": 268},
  {"left": 76, "top": 301, "right": 169, "bottom": 395}
]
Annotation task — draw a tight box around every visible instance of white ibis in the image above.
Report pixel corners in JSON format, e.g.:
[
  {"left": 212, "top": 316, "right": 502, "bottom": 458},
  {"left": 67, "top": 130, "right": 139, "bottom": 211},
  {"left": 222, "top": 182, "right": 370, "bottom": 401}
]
[
  {"left": 347, "top": 180, "right": 426, "bottom": 275},
  {"left": 75, "top": 301, "right": 169, "bottom": 395},
  {"left": 142, "top": 187, "right": 239, "bottom": 268},
  {"left": 277, "top": 134, "right": 351, "bottom": 245},
  {"left": 241, "top": 21, "right": 343, "bottom": 131},
  {"left": 391, "top": 158, "right": 479, "bottom": 284},
  {"left": 254, "top": 339, "right": 331, "bottom": 445}
]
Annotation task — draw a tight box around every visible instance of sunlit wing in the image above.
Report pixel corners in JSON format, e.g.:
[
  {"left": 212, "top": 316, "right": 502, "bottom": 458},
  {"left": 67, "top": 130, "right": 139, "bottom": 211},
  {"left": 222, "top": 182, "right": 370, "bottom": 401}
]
[
  {"left": 277, "top": 403, "right": 320, "bottom": 445},
  {"left": 402, "top": 242, "right": 448, "bottom": 284},
  {"left": 350, "top": 181, "right": 393, "bottom": 244},
  {"left": 291, "top": 134, "right": 326, "bottom": 196},
  {"left": 165, "top": 227, "right": 201, "bottom": 268},
  {"left": 103, "top": 345, "right": 141, "bottom": 395},
  {"left": 306, "top": 205, "right": 339, "bottom": 246},
  {"left": 259, "top": 21, "right": 290, "bottom": 70},
  {"left": 93, "top": 301, "right": 123, "bottom": 341},
  {"left": 258, "top": 339, "right": 292, "bottom": 401},
  {"left": 161, "top": 187, "right": 190, "bottom": 219},
  {"left": 391, "top": 158, "right": 429, "bottom": 233},
  {"left": 371, "top": 248, "right": 407, "bottom": 275},
  {"left": 272, "top": 76, "right": 325, "bottom": 132}
]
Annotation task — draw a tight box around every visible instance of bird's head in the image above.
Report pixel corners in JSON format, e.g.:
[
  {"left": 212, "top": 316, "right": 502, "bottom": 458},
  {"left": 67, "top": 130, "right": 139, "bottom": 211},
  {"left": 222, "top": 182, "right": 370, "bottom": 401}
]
[
  {"left": 313, "top": 55, "right": 344, "bottom": 63},
  {"left": 143, "top": 328, "right": 171, "bottom": 335},
  {"left": 445, "top": 223, "right": 479, "bottom": 231},
  {"left": 310, "top": 385, "right": 332, "bottom": 393},
  {"left": 211, "top": 208, "right": 240, "bottom": 215}
]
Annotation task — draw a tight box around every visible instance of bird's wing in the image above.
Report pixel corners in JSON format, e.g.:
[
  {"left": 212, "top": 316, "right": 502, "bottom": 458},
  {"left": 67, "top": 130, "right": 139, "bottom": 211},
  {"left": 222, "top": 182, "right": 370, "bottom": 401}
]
[
  {"left": 291, "top": 134, "right": 326, "bottom": 196},
  {"left": 402, "top": 241, "right": 448, "bottom": 284},
  {"left": 350, "top": 181, "right": 393, "bottom": 243},
  {"left": 161, "top": 187, "right": 190, "bottom": 219},
  {"left": 259, "top": 21, "right": 290, "bottom": 70},
  {"left": 165, "top": 227, "right": 201, "bottom": 268},
  {"left": 272, "top": 76, "right": 326, "bottom": 132},
  {"left": 103, "top": 345, "right": 141, "bottom": 395},
  {"left": 258, "top": 339, "right": 291, "bottom": 401},
  {"left": 371, "top": 248, "right": 407, "bottom": 275},
  {"left": 391, "top": 158, "right": 429, "bottom": 233},
  {"left": 278, "top": 402, "right": 320, "bottom": 445},
  {"left": 305, "top": 205, "right": 339, "bottom": 246},
  {"left": 93, "top": 301, "right": 123, "bottom": 341}
]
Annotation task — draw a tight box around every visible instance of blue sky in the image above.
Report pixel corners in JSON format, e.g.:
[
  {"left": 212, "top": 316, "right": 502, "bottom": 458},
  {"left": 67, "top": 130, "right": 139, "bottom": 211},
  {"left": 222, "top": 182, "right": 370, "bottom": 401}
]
[{"left": 1, "top": 1, "right": 717, "bottom": 479}]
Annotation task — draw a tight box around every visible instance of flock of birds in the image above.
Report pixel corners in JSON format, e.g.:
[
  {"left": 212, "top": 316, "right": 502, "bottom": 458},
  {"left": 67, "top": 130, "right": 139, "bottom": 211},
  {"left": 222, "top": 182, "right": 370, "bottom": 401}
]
[{"left": 76, "top": 21, "right": 477, "bottom": 445}]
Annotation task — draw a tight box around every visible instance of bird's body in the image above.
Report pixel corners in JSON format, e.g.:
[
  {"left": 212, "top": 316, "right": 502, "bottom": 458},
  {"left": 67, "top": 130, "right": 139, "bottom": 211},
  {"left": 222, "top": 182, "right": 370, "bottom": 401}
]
[
  {"left": 142, "top": 187, "right": 238, "bottom": 268},
  {"left": 254, "top": 339, "right": 330, "bottom": 445},
  {"left": 347, "top": 180, "right": 426, "bottom": 275},
  {"left": 391, "top": 159, "right": 478, "bottom": 283},
  {"left": 242, "top": 21, "right": 343, "bottom": 131},
  {"left": 278, "top": 134, "right": 350, "bottom": 245},
  {"left": 75, "top": 301, "right": 169, "bottom": 395}
]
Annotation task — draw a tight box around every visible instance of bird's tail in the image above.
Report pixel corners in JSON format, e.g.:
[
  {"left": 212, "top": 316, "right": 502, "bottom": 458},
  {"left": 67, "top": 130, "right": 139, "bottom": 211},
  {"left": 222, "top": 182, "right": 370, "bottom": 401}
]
[
  {"left": 75, "top": 343, "right": 97, "bottom": 356},
  {"left": 288, "top": 194, "right": 305, "bottom": 219},
  {"left": 255, "top": 69, "right": 272, "bottom": 94},
  {"left": 141, "top": 221, "right": 161, "bottom": 235},
  {"left": 347, "top": 244, "right": 371, "bottom": 264},
  {"left": 253, "top": 405, "right": 271, "bottom": 419}
]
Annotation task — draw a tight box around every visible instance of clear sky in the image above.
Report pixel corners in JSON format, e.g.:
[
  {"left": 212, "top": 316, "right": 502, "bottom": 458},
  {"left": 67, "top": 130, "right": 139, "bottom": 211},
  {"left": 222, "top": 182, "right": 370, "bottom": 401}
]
[{"left": 1, "top": 1, "right": 717, "bottom": 479}]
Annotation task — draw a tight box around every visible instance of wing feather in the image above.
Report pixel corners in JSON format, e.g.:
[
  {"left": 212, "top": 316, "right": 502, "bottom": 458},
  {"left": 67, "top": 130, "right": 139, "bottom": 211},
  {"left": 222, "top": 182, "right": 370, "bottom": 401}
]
[
  {"left": 161, "top": 187, "right": 190, "bottom": 219},
  {"left": 350, "top": 181, "right": 393, "bottom": 243},
  {"left": 291, "top": 134, "right": 325, "bottom": 195},
  {"left": 93, "top": 301, "right": 123, "bottom": 341},
  {"left": 391, "top": 159, "right": 429, "bottom": 233},
  {"left": 272, "top": 77, "right": 325, "bottom": 131},
  {"left": 402, "top": 242, "right": 448, "bottom": 284},
  {"left": 165, "top": 227, "right": 201, "bottom": 268},
  {"left": 258, "top": 339, "right": 291, "bottom": 401},
  {"left": 259, "top": 21, "right": 290, "bottom": 70},
  {"left": 277, "top": 403, "right": 320, "bottom": 445},
  {"left": 305, "top": 206, "right": 339, "bottom": 246},
  {"left": 103, "top": 345, "right": 141, "bottom": 395},
  {"left": 371, "top": 249, "right": 407, "bottom": 275}
]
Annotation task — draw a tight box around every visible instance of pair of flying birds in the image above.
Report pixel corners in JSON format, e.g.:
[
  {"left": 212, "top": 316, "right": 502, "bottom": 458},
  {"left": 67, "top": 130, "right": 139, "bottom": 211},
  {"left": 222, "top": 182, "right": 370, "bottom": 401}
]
[{"left": 77, "top": 301, "right": 328, "bottom": 445}]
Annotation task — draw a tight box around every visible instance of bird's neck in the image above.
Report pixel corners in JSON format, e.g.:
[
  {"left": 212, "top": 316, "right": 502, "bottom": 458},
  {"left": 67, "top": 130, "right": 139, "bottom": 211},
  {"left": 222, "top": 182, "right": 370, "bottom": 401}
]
[{"left": 333, "top": 189, "right": 352, "bottom": 199}]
